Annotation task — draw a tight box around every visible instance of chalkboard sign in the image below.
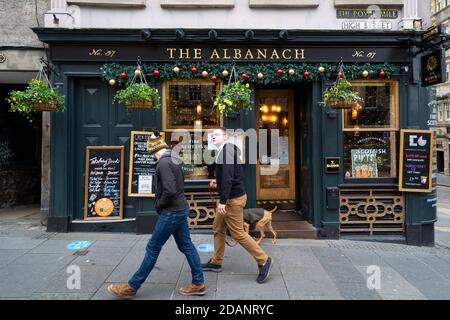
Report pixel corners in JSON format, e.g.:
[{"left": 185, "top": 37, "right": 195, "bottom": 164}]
[
  {"left": 84, "top": 146, "right": 124, "bottom": 220},
  {"left": 399, "top": 130, "right": 434, "bottom": 193},
  {"left": 128, "top": 131, "right": 164, "bottom": 197}
]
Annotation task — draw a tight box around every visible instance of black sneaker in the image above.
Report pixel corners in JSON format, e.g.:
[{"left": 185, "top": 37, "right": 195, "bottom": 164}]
[
  {"left": 202, "top": 259, "right": 222, "bottom": 272},
  {"left": 256, "top": 257, "right": 273, "bottom": 284}
]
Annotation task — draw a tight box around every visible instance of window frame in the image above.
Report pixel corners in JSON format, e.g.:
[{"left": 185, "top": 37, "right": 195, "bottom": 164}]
[
  {"left": 341, "top": 80, "right": 400, "bottom": 180},
  {"left": 342, "top": 80, "right": 399, "bottom": 132},
  {"left": 162, "top": 79, "right": 224, "bottom": 132}
]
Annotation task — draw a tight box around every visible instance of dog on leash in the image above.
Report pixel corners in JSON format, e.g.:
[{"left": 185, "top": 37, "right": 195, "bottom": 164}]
[{"left": 243, "top": 206, "right": 278, "bottom": 244}]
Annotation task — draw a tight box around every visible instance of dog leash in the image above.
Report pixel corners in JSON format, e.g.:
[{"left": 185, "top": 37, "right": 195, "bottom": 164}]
[{"left": 209, "top": 186, "right": 238, "bottom": 248}]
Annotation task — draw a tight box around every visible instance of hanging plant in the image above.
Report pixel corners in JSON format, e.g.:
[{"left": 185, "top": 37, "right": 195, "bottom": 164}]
[
  {"left": 213, "top": 65, "right": 252, "bottom": 116},
  {"left": 321, "top": 61, "right": 362, "bottom": 109},
  {"left": 112, "top": 61, "right": 160, "bottom": 109},
  {"left": 113, "top": 83, "right": 160, "bottom": 109},
  {"left": 7, "top": 78, "right": 65, "bottom": 121}
]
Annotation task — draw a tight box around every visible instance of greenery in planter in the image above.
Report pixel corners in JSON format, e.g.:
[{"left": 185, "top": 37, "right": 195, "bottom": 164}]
[
  {"left": 113, "top": 83, "right": 160, "bottom": 109},
  {"left": 213, "top": 81, "right": 252, "bottom": 115},
  {"left": 7, "top": 79, "right": 65, "bottom": 120},
  {"left": 321, "top": 78, "right": 362, "bottom": 109}
]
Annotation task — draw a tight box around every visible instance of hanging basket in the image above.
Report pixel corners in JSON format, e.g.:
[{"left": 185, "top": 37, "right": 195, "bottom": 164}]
[
  {"left": 126, "top": 99, "right": 153, "bottom": 109},
  {"left": 326, "top": 98, "right": 358, "bottom": 110},
  {"left": 31, "top": 100, "right": 58, "bottom": 112}
]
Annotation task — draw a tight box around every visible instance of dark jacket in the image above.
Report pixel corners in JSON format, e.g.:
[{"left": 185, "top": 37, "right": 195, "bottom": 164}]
[
  {"left": 153, "top": 150, "right": 189, "bottom": 214},
  {"left": 215, "top": 143, "right": 246, "bottom": 205}
]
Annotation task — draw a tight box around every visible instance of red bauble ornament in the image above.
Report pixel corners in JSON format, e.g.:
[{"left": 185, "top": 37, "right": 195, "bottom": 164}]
[
  {"left": 153, "top": 70, "right": 160, "bottom": 77},
  {"left": 241, "top": 73, "right": 248, "bottom": 80},
  {"left": 277, "top": 69, "right": 283, "bottom": 76},
  {"left": 338, "top": 72, "right": 344, "bottom": 78},
  {"left": 303, "top": 71, "right": 310, "bottom": 78},
  {"left": 379, "top": 70, "right": 386, "bottom": 78},
  {"left": 191, "top": 67, "right": 198, "bottom": 74},
  {"left": 120, "top": 72, "right": 127, "bottom": 79},
  {"left": 210, "top": 75, "right": 218, "bottom": 82}
]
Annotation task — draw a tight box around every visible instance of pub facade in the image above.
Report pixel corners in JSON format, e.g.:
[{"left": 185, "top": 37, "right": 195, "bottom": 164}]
[{"left": 34, "top": 0, "right": 437, "bottom": 246}]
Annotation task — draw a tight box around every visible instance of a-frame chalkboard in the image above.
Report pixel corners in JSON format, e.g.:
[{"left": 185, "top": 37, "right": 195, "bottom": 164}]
[
  {"left": 128, "top": 131, "right": 164, "bottom": 197},
  {"left": 84, "top": 146, "right": 124, "bottom": 220},
  {"left": 399, "top": 129, "right": 434, "bottom": 193}
]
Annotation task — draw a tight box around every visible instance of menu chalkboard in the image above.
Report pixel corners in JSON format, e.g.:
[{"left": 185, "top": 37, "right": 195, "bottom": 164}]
[
  {"left": 128, "top": 131, "right": 164, "bottom": 197},
  {"left": 84, "top": 146, "right": 124, "bottom": 220},
  {"left": 399, "top": 130, "right": 433, "bottom": 193}
]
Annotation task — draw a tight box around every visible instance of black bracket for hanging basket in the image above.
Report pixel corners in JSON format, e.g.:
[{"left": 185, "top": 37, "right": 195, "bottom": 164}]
[{"left": 40, "top": 58, "right": 60, "bottom": 78}]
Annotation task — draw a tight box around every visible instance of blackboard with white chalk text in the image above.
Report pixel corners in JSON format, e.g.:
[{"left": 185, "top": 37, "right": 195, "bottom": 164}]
[{"left": 84, "top": 146, "right": 124, "bottom": 220}]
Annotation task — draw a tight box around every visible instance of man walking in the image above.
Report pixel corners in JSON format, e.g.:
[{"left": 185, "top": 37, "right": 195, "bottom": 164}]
[
  {"left": 108, "top": 132, "right": 205, "bottom": 299},
  {"left": 202, "top": 127, "right": 273, "bottom": 283}
]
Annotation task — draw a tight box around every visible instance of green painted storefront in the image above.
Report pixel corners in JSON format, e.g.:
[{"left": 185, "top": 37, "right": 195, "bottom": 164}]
[{"left": 34, "top": 28, "right": 437, "bottom": 246}]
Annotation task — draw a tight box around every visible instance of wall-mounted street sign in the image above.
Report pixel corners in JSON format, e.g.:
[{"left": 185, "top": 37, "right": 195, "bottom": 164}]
[
  {"left": 337, "top": 8, "right": 399, "bottom": 19},
  {"left": 421, "top": 48, "right": 446, "bottom": 87},
  {"left": 325, "top": 157, "right": 341, "bottom": 174},
  {"left": 399, "top": 130, "right": 434, "bottom": 193}
]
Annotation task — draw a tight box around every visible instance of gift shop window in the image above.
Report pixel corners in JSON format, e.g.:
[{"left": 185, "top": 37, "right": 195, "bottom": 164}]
[
  {"left": 342, "top": 81, "right": 399, "bottom": 179},
  {"left": 162, "top": 80, "right": 223, "bottom": 181}
]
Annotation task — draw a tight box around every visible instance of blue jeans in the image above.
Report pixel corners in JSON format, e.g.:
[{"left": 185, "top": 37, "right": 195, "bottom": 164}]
[{"left": 128, "top": 208, "right": 204, "bottom": 290}]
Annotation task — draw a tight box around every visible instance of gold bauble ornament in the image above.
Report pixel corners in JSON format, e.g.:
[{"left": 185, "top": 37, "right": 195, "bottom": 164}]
[
  {"left": 222, "top": 70, "right": 229, "bottom": 77},
  {"left": 362, "top": 70, "right": 369, "bottom": 78},
  {"left": 202, "top": 70, "right": 209, "bottom": 78},
  {"left": 288, "top": 69, "right": 295, "bottom": 76},
  {"left": 173, "top": 66, "right": 180, "bottom": 74},
  {"left": 257, "top": 72, "right": 264, "bottom": 80},
  {"left": 318, "top": 66, "right": 325, "bottom": 73},
  {"left": 109, "top": 79, "right": 116, "bottom": 86},
  {"left": 134, "top": 69, "right": 141, "bottom": 76}
]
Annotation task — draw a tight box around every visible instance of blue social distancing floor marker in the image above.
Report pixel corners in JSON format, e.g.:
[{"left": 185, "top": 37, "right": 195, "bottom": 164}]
[
  {"left": 66, "top": 241, "right": 92, "bottom": 250},
  {"left": 198, "top": 243, "right": 214, "bottom": 253}
]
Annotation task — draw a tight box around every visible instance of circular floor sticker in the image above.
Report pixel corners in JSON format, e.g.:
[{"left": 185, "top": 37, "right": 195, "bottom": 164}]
[
  {"left": 66, "top": 241, "right": 92, "bottom": 250},
  {"left": 198, "top": 243, "right": 214, "bottom": 253}
]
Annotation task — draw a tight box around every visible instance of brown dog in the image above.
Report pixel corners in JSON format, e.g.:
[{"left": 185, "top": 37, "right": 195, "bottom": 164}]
[{"left": 243, "top": 206, "right": 278, "bottom": 244}]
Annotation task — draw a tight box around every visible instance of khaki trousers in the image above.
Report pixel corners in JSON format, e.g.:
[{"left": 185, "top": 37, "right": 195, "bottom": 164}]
[{"left": 211, "top": 194, "right": 268, "bottom": 266}]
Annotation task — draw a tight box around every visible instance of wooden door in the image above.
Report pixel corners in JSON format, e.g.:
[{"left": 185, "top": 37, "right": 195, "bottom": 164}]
[{"left": 255, "top": 90, "right": 296, "bottom": 201}]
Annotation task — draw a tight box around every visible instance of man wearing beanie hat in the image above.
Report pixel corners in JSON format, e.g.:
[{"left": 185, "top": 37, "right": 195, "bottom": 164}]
[{"left": 108, "top": 131, "right": 205, "bottom": 299}]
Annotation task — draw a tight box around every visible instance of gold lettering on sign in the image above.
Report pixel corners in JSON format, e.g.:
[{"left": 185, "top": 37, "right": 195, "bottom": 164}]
[
  {"left": 223, "top": 49, "right": 231, "bottom": 60},
  {"left": 270, "top": 49, "right": 280, "bottom": 60},
  {"left": 244, "top": 49, "right": 254, "bottom": 60},
  {"left": 257, "top": 49, "right": 267, "bottom": 60},
  {"left": 167, "top": 48, "right": 176, "bottom": 59},
  {"left": 89, "top": 49, "right": 103, "bottom": 56},
  {"left": 295, "top": 49, "right": 305, "bottom": 60},
  {"left": 282, "top": 49, "right": 292, "bottom": 60},
  {"left": 165, "top": 47, "right": 308, "bottom": 61},
  {"left": 179, "top": 49, "right": 190, "bottom": 59},
  {"left": 193, "top": 48, "right": 202, "bottom": 59},
  {"left": 234, "top": 49, "right": 242, "bottom": 60},
  {"left": 210, "top": 49, "right": 220, "bottom": 60}
]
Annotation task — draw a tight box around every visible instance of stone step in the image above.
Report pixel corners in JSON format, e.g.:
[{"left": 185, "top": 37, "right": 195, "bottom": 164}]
[{"left": 250, "top": 216, "right": 317, "bottom": 240}]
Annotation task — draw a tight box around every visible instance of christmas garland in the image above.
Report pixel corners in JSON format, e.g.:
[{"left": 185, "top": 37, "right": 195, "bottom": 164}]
[{"left": 101, "top": 62, "right": 396, "bottom": 86}]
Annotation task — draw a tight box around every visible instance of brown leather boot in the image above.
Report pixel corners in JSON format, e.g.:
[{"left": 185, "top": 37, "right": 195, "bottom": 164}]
[
  {"left": 179, "top": 283, "right": 206, "bottom": 296},
  {"left": 107, "top": 283, "right": 137, "bottom": 299}
]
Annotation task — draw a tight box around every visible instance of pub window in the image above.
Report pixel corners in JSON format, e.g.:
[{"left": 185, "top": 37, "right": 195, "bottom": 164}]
[
  {"left": 445, "top": 102, "right": 450, "bottom": 120},
  {"left": 162, "top": 80, "right": 223, "bottom": 181},
  {"left": 343, "top": 80, "right": 399, "bottom": 179},
  {"left": 439, "top": 104, "right": 444, "bottom": 121}
]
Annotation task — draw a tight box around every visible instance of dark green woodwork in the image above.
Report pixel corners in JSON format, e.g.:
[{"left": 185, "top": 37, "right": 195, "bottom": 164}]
[{"left": 36, "top": 28, "right": 436, "bottom": 245}]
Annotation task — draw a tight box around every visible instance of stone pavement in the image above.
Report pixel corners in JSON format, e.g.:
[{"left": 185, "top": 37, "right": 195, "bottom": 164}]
[{"left": 1, "top": 210, "right": 450, "bottom": 300}]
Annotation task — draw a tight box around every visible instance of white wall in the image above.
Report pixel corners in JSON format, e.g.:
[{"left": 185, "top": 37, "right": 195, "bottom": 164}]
[{"left": 48, "top": 0, "right": 412, "bottom": 31}]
